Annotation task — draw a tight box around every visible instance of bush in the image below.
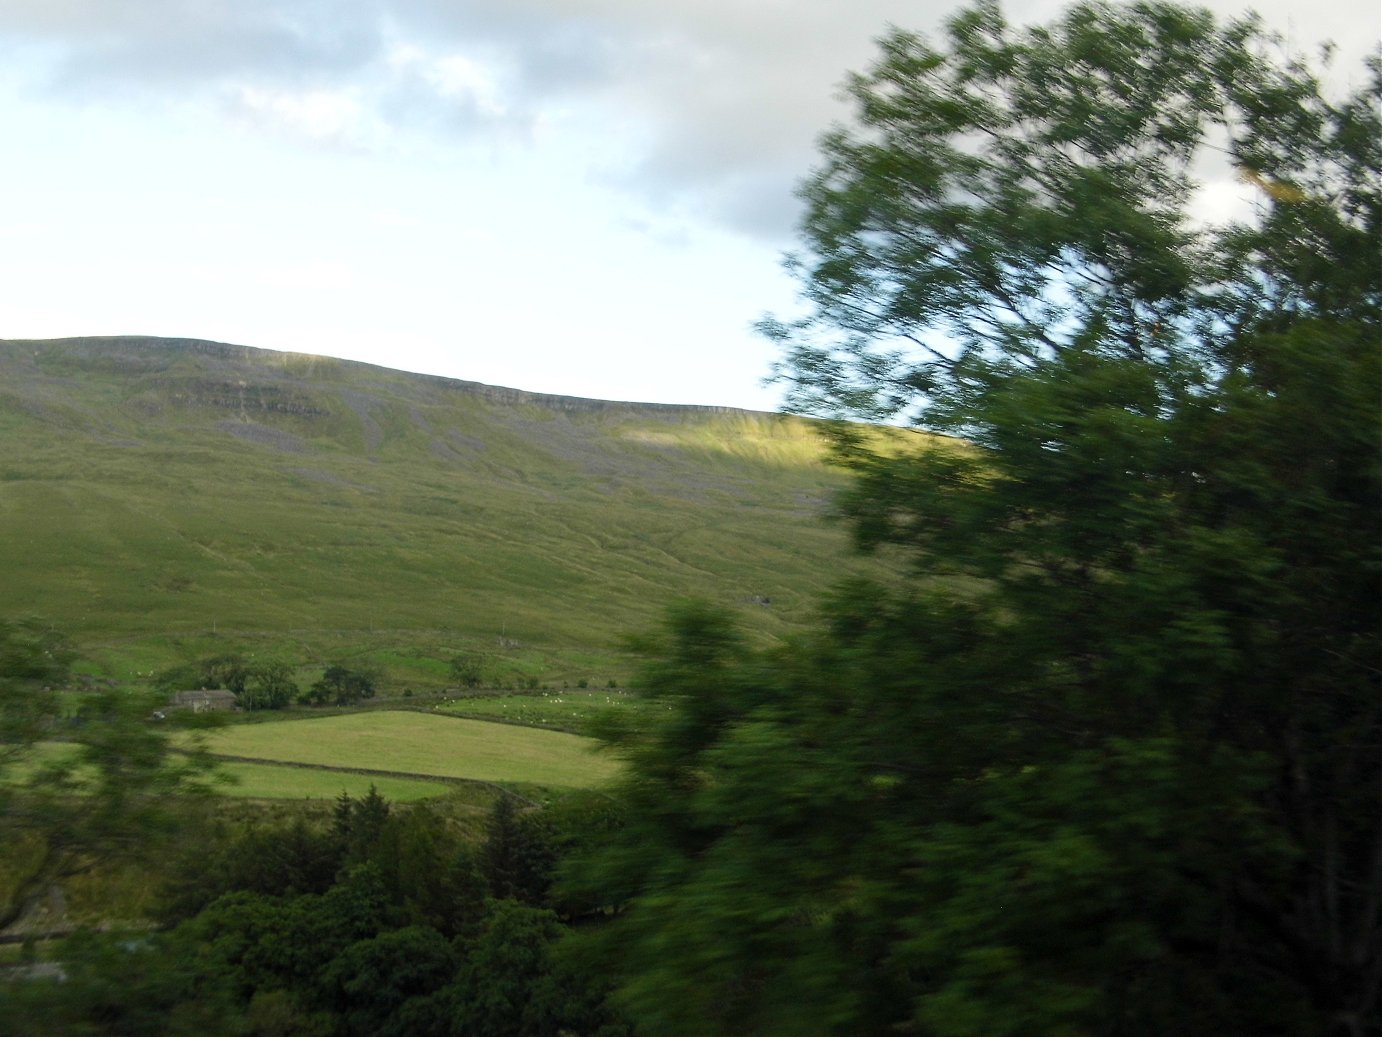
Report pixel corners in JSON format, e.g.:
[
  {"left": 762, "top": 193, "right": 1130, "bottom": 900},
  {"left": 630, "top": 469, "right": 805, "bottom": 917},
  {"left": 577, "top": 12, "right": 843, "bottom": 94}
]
[
  {"left": 237, "top": 663, "right": 297, "bottom": 711},
  {"left": 449, "top": 652, "right": 485, "bottom": 689},
  {"left": 302, "top": 665, "right": 378, "bottom": 707},
  {"left": 154, "top": 654, "right": 252, "bottom": 695}
]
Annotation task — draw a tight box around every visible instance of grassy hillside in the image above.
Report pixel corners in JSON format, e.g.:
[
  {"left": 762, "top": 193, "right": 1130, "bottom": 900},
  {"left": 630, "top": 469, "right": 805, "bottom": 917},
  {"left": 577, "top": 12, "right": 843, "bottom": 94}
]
[{"left": 0, "top": 336, "right": 878, "bottom": 685}]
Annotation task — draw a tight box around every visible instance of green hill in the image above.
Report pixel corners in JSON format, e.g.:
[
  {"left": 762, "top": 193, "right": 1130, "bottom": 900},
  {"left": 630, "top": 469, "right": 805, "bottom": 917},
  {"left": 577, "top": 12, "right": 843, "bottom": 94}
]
[{"left": 0, "top": 336, "right": 872, "bottom": 686}]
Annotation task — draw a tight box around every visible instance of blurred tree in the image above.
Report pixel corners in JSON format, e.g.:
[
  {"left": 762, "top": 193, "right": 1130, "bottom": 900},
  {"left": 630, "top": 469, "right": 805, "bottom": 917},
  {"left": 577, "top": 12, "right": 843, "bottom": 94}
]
[
  {"left": 573, "top": 3, "right": 1380, "bottom": 1034},
  {"left": 0, "top": 617, "right": 72, "bottom": 772},
  {"left": 0, "top": 621, "right": 216, "bottom": 932},
  {"left": 0, "top": 929, "right": 246, "bottom": 1037},
  {"left": 159, "top": 816, "right": 345, "bottom": 922}
]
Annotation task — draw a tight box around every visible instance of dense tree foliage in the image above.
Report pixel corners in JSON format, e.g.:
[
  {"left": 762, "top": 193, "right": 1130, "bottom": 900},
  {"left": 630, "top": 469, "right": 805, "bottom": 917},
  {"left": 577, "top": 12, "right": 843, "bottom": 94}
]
[
  {"left": 0, "top": 928, "right": 247, "bottom": 1037},
  {"left": 154, "top": 653, "right": 255, "bottom": 696},
  {"left": 0, "top": 621, "right": 214, "bottom": 932},
  {"left": 238, "top": 662, "right": 299, "bottom": 711},
  {"left": 0, "top": 618, "right": 72, "bottom": 769},
  {"left": 302, "top": 665, "right": 378, "bottom": 707},
  {"left": 153, "top": 654, "right": 304, "bottom": 710},
  {"left": 9, "top": 789, "right": 630, "bottom": 1036},
  {"left": 479, "top": 793, "right": 558, "bottom": 905},
  {"left": 574, "top": 3, "right": 1380, "bottom": 1035}
]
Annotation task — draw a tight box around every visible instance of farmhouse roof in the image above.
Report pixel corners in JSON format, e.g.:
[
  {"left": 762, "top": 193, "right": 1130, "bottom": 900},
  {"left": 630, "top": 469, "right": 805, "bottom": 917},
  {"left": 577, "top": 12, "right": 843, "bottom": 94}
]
[{"left": 171, "top": 689, "right": 238, "bottom": 706}]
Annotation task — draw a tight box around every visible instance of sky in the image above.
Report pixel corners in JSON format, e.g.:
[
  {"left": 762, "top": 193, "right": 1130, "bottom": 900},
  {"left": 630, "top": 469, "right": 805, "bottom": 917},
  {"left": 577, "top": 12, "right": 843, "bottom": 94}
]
[{"left": 1, "top": 1, "right": 1376, "bottom": 411}]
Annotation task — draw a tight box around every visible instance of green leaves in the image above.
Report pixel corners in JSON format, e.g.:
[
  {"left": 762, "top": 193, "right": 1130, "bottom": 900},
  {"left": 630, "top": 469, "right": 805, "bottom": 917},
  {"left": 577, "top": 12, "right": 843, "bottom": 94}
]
[
  {"left": 0, "top": 623, "right": 221, "bottom": 933},
  {"left": 779, "top": 1, "right": 1380, "bottom": 432},
  {"left": 577, "top": 3, "right": 1381, "bottom": 1033},
  {"left": 0, "top": 617, "right": 72, "bottom": 764},
  {"left": 303, "top": 663, "right": 376, "bottom": 707}
]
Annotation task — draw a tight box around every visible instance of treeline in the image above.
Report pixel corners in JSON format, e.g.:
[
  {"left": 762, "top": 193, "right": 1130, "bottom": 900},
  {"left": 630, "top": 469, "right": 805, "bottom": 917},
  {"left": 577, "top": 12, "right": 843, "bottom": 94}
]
[
  {"left": 152, "top": 652, "right": 616, "bottom": 711},
  {"left": 153, "top": 655, "right": 379, "bottom": 709},
  {"left": 5, "top": 789, "right": 632, "bottom": 1037}
]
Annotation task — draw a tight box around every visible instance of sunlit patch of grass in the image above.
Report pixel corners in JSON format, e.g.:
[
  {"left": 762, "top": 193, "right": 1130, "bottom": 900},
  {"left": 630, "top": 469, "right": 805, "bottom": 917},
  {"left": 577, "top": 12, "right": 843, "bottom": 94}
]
[
  {"left": 183, "top": 710, "right": 620, "bottom": 789},
  {"left": 437, "top": 689, "right": 667, "bottom": 733}
]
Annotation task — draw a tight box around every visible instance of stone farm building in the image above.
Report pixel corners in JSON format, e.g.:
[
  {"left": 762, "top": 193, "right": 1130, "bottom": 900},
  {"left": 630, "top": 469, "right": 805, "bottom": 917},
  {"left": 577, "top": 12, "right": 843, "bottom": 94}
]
[{"left": 170, "top": 689, "right": 239, "bottom": 713}]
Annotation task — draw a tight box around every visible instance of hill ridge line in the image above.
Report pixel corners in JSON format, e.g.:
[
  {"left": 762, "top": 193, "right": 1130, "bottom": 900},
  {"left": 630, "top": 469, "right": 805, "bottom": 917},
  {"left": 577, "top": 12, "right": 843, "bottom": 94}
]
[{"left": 0, "top": 334, "right": 776, "bottom": 419}]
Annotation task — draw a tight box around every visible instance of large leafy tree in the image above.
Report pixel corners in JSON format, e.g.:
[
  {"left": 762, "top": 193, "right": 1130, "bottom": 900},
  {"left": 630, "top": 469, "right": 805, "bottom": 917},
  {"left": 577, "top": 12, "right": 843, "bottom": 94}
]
[
  {"left": 303, "top": 664, "right": 378, "bottom": 707},
  {"left": 571, "top": 3, "right": 1380, "bottom": 1035}
]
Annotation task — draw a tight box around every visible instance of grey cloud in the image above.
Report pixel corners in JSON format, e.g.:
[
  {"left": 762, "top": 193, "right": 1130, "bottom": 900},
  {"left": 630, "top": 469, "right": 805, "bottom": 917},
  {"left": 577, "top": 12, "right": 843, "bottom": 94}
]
[
  {"left": 5, "top": 1, "right": 384, "bottom": 81},
  {"left": 0, "top": 0, "right": 937, "bottom": 238},
  {"left": 10, "top": 0, "right": 1366, "bottom": 241},
  {"left": 3, "top": 0, "right": 934, "bottom": 239},
  {"left": 701, "top": 173, "right": 809, "bottom": 243},
  {"left": 376, "top": 66, "right": 535, "bottom": 142},
  {"left": 400, "top": 0, "right": 926, "bottom": 239}
]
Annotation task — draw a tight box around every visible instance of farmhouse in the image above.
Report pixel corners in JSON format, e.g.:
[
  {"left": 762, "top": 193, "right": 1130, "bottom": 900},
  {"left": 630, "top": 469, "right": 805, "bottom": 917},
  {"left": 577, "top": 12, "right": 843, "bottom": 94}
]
[{"left": 170, "top": 689, "right": 239, "bottom": 713}]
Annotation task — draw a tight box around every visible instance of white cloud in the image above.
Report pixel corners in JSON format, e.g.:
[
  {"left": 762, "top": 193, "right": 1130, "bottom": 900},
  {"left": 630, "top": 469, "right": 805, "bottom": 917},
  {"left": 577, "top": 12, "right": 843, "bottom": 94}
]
[
  {"left": 229, "top": 85, "right": 369, "bottom": 145},
  {"left": 4, "top": 0, "right": 1375, "bottom": 241}
]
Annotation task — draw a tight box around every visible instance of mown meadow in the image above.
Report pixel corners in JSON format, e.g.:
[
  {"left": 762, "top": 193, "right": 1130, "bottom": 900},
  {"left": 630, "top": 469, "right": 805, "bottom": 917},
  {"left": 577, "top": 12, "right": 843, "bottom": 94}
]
[{"left": 184, "top": 710, "right": 622, "bottom": 792}]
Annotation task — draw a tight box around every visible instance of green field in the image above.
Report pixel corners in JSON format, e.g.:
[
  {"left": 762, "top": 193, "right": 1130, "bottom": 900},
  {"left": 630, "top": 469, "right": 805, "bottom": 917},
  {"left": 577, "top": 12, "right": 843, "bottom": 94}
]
[
  {"left": 184, "top": 711, "right": 621, "bottom": 790},
  {"left": 439, "top": 688, "right": 670, "bottom": 732}
]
